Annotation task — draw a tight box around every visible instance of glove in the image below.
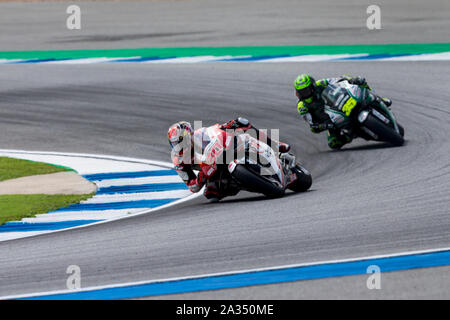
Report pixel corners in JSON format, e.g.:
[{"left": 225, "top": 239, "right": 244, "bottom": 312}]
[
  {"left": 350, "top": 76, "right": 371, "bottom": 90},
  {"left": 187, "top": 171, "right": 206, "bottom": 193},
  {"left": 222, "top": 117, "right": 251, "bottom": 130},
  {"left": 352, "top": 76, "right": 367, "bottom": 86},
  {"left": 342, "top": 75, "right": 368, "bottom": 87},
  {"left": 236, "top": 117, "right": 250, "bottom": 127}
]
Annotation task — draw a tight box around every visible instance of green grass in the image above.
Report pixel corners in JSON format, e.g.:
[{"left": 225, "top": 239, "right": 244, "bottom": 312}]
[
  {"left": 0, "top": 157, "right": 92, "bottom": 226},
  {"left": 0, "top": 157, "right": 72, "bottom": 182},
  {"left": 0, "top": 194, "right": 94, "bottom": 225}
]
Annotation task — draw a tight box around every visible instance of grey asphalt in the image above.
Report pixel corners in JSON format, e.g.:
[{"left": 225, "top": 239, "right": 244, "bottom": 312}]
[
  {"left": 0, "top": 0, "right": 449, "bottom": 51},
  {"left": 0, "top": 0, "right": 449, "bottom": 299},
  {"left": 0, "top": 61, "right": 449, "bottom": 299}
]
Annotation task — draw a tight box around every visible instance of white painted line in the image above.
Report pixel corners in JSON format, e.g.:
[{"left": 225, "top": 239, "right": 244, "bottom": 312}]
[
  {"left": 82, "top": 190, "right": 191, "bottom": 203},
  {"left": 0, "top": 152, "right": 162, "bottom": 174},
  {"left": 0, "top": 231, "right": 49, "bottom": 242},
  {"left": 0, "top": 149, "right": 173, "bottom": 169},
  {"left": 379, "top": 51, "right": 450, "bottom": 61},
  {"left": 93, "top": 175, "right": 182, "bottom": 188},
  {"left": 257, "top": 54, "right": 370, "bottom": 62},
  {"left": 0, "top": 59, "right": 23, "bottom": 64},
  {"left": 142, "top": 55, "right": 237, "bottom": 63},
  {"left": 21, "top": 209, "right": 142, "bottom": 222}
]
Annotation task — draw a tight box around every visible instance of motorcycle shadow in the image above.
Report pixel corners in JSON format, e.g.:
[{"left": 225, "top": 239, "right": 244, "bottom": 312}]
[
  {"left": 212, "top": 189, "right": 315, "bottom": 205},
  {"left": 336, "top": 141, "right": 406, "bottom": 152}
]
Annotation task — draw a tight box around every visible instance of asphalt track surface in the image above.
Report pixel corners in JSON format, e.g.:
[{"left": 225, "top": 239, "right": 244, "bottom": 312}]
[
  {"left": 1, "top": 61, "right": 449, "bottom": 298},
  {"left": 0, "top": 0, "right": 450, "bottom": 299},
  {"left": 1, "top": 0, "right": 449, "bottom": 51}
]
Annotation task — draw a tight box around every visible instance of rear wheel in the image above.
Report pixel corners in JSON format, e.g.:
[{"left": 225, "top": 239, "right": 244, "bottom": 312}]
[
  {"left": 231, "top": 165, "right": 285, "bottom": 198},
  {"left": 288, "top": 164, "right": 312, "bottom": 192},
  {"left": 363, "top": 114, "right": 404, "bottom": 146}
]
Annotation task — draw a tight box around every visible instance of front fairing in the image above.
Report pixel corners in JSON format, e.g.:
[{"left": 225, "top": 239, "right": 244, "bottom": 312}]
[
  {"left": 322, "top": 81, "right": 368, "bottom": 111},
  {"left": 325, "top": 107, "right": 352, "bottom": 129},
  {"left": 234, "top": 134, "right": 285, "bottom": 186}
]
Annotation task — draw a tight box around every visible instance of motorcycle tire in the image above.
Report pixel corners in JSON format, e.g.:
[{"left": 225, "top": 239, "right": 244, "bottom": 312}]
[
  {"left": 288, "top": 164, "right": 312, "bottom": 192},
  {"left": 231, "top": 164, "right": 285, "bottom": 198},
  {"left": 364, "top": 114, "right": 405, "bottom": 146}
]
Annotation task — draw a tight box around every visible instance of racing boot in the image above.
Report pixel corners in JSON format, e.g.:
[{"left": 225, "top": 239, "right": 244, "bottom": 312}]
[
  {"left": 207, "top": 196, "right": 220, "bottom": 203},
  {"left": 204, "top": 179, "right": 240, "bottom": 202},
  {"left": 341, "top": 128, "right": 354, "bottom": 142},
  {"left": 204, "top": 180, "right": 221, "bottom": 203},
  {"left": 327, "top": 128, "right": 352, "bottom": 150}
]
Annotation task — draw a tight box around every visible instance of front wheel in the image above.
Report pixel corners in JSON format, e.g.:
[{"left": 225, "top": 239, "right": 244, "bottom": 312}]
[
  {"left": 288, "top": 164, "right": 312, "bottom": 192},
  {"left": 231, "top": 165, "right": 285, "bottom": 198},
  {"left": 363, "top": 114, "right": 404, "bottom": 146}
]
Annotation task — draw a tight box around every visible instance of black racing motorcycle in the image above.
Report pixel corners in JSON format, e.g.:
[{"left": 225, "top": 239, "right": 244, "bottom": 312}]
[{"left": 322, "top": 80, "right": 405, "bottom": 146}]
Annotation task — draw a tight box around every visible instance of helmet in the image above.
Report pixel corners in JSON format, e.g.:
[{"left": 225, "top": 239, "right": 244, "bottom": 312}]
[
  {"left": 294, "top": 74, "right": 316, "bottom": 101},
  {"left": 168, "top": 121, "right": 193, "bottom": 153}
]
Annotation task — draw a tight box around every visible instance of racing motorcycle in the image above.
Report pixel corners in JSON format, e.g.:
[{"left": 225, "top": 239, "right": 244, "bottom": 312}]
[
  {"left": 322, "top": 80, "right": 405, "bottom": 146},
  {"left": 192, "top": 122, "right": 312, "bottom": 199}
]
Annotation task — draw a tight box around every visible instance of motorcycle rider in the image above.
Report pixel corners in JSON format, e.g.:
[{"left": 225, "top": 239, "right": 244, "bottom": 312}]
[
  {"left": 294, "top": 74, "right": 392, "bottom": 149},
  {"left": 168, "top": 118, "right": 291, "bottom": 202}
]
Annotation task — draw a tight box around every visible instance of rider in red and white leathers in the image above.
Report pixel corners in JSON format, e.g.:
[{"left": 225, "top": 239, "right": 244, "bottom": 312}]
[{"left": 168, "top": 118, "right": 291, "bottom": 202}]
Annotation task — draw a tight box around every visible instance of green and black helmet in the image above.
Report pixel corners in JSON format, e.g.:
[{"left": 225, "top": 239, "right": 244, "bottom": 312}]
[{"left": 294, "top": 74, "right": 316, "bottom": 100}]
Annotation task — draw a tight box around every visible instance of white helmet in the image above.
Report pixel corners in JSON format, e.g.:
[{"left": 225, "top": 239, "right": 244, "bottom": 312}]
[{"left": 167, "top": 121, "right": 193, "bottom": 153}]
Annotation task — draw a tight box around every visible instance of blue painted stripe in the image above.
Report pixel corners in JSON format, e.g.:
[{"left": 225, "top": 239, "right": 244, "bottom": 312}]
[
  {"left": 19, "top": 249, "right": 450, "bottom": 300},
  {"left": 0, "top": 220, "right": 102, "bottom": 233},
  {"left": 335, "top": 53, "right": 413, "bottom": 60},
  {"left": 216, "top": 55, "right": 291, "bottom": 62},
  {"left": 111, "top": 56, "right": 176, "bottom": 62},
  {"left": 83, "top": 170, "right": 177, "bottom": 181},
  {"left": 97, "top": 182, "right": 188, "bottom": 194},
  {"left": 52, "top": 198, "right": 180, "bottom": 212},
  {"left": 10, "top": 58, "right": 69, "bottom": 64}
]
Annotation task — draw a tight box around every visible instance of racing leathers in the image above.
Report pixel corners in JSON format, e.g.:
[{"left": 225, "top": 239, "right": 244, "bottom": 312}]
[
  {"left": 171, "top": 118, "right": 290, "bottom": 201},
  {"left": 297, "top": 76, "right": 389, "bottom": 149}
]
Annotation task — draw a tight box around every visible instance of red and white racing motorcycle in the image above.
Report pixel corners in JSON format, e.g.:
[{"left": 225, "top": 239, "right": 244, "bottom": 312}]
[{"left": 192, "top": 123, "right": 312, "bottom": 198}]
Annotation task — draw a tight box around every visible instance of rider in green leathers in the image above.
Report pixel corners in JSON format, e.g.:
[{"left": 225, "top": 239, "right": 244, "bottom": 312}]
[{"left": 294, "top": 74, "right": 392, "bottom": 149}]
